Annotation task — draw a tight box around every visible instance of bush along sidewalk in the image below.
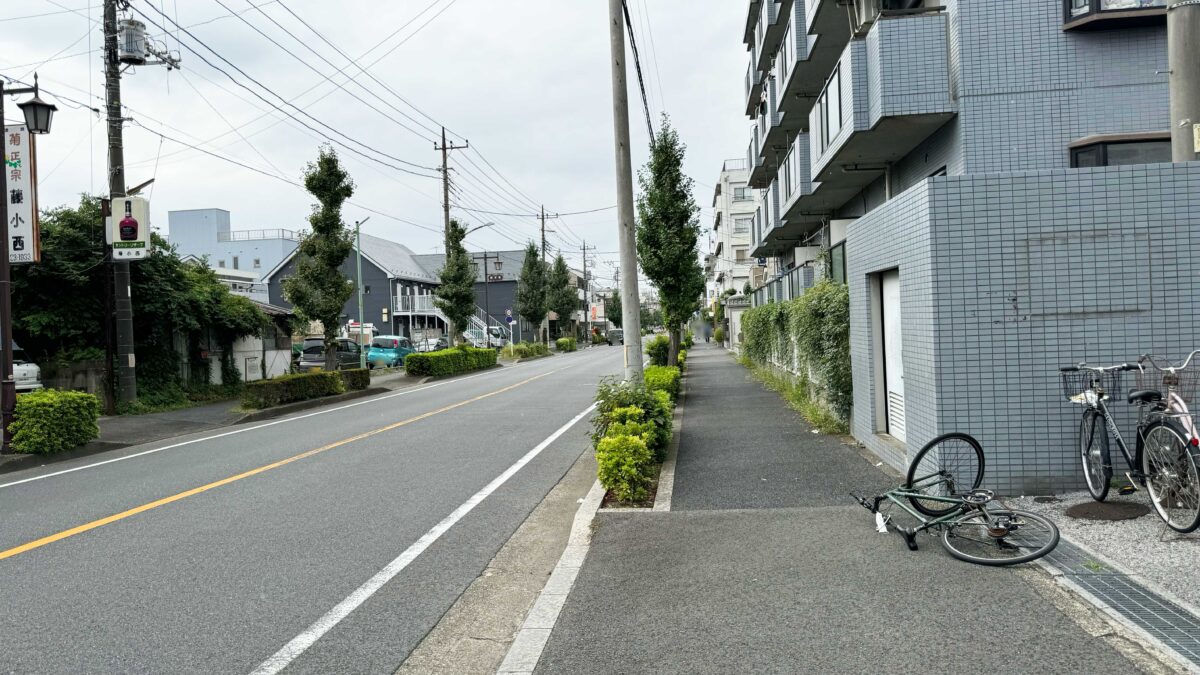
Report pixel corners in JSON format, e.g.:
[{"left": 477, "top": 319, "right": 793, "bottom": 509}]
[
  {"left": 646, "top": 335, "right": 669, "bottom": 366},
  {"left": 405, "top": 346, "right": 498, "bottom": 377},
  {"left": 242, "top": 371, "right": 346, "bottom": 409},
  {"left": 591, "top": 376, "right": 675, "bottom": 505},
  {"left": 555, "top": 337, "right": 577, "bottom": 352},
  {"left": 9, "top": 389, "right": 101, "bottom": 454},
  {"left": 501, "top": 341, "right": 551, "bottom": 360}
]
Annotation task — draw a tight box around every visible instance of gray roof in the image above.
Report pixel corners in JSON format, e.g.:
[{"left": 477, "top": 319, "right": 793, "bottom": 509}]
[
  {"left": 358, "top": 233, "right": 438, "bottom": 282},
  {"left": 413, "top": 249, "right": 527, "bottom": 283}
]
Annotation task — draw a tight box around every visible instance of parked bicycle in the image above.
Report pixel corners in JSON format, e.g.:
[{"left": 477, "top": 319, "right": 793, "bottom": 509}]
[
  {"left": 853, "top": 433, "right": 1060, "bottom": 566},
  {"left": 1059, "top": 352, "right": 1200, "bottom": 533}
]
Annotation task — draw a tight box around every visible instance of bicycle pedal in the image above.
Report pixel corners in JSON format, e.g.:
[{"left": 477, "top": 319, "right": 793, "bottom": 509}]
[{"left": 1118, "top": 484, "right": 1138, "bottom": 495}]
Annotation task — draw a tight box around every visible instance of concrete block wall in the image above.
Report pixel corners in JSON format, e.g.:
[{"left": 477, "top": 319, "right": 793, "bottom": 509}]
[{"left": 849, "top": 162, "right": 1200, "bottom": 494}]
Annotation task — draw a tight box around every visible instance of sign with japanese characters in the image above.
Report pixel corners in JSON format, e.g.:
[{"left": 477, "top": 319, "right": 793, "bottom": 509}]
[
  {"left": 109, "top": 195, "right": 151, "bottom": 260},
  {"left": 4, "top": 125, "right": 40, "bottom": 264}
]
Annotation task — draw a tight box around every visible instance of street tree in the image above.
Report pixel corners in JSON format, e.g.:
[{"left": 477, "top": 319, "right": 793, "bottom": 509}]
[
  {"left": 435, "top": 219, "right": 476, "bottom": 345},
  {"left": 547, "top": 254, "right": 577, "bottom": 338},
  {"left": 636, "top": 116, "right": 705, "bottom": 365},
  {"left": 283, "top": 146, "right": 356, "bottom": 370},
  {"left": 607, "top": 292, "right": 622, "bottom": 328},
  {"left": 515, "top": 242, "right": 548, "bottom": 343}
]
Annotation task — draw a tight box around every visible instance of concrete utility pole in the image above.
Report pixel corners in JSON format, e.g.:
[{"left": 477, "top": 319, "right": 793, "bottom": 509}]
[
  {"left": 606, "top": 0, "right": 644, "bottom": 382},
  {"left": 1168, "top": 0, "right": 1200, "bottom": 161},
  {"left": 581, "top": 240, "right": 596, "bottom": 343},
  {"left": 435, "top": 127, "right": 468, "bottom": 249},
  {"left": 355, "top": 217, "right": 370, "bottom": 369},
  {"left": 104, "top": 0, "right": 137, "bottom": 403}
]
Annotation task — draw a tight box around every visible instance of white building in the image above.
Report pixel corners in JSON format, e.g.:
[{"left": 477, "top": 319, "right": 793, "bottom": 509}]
[
  {"left": 168, "top": 208, "right": 299, "bottom": 280},
  {"left": 705, "top": 159, "right": 759, "bottom": 306}
]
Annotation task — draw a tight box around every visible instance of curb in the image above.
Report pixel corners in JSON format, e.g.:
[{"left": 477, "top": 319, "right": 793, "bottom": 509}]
[
  {"left": 237, "top": 387, "right": 388, "bottom": 424},
  {"left": 653, "top": 375, "right": 686, "bottom": 512},
  {"left": 496, "top": 479, "right": 605, "bottom": 675}
]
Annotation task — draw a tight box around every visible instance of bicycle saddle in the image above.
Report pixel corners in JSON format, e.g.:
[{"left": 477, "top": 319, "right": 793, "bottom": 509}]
[
  {"left": 962, "top": 489, "right": 994, "bottom": 505},
  {"left": 1128, "top": 389, "right": 1162, "bottom": 405}
]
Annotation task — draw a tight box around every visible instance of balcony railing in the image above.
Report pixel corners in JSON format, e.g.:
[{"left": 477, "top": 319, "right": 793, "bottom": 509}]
[
  {"left": 723, "top": 157, "right": 748, "bottom": 172},
  {"left": 217, "top": 228, "right": 301, "bottom": 242},
  {"left": 1063, "top": 0, "right": 1166, "bottom": 29},
  {"left": 395, "top": 295, "right": 439, "bottom": 314}
]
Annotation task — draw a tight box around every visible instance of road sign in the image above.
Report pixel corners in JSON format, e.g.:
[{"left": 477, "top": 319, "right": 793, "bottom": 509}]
[
  {"left": 505, "top": 308, "right": 512, "bottom": 317},
  {"left": 108, "top": 196, "right": 152, "bottom": 260},
  {"left": 5, "top": 125, "right": 40, "bottom": 264},
  {"left": 505, "top": 315, "right": 514, "bottom": 325}
]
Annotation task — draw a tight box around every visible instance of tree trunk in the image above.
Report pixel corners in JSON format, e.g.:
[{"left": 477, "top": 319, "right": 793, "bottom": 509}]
[
  {"left": 668, "top": 323, "right": 680, "bottom": 367},
  {"left": 325, "top": 332, "right": 338, "bottom": 371}
]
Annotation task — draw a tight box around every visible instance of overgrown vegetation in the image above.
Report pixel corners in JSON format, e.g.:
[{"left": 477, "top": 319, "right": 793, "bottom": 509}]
[
  {"left": 10, "top": 389, "right": 101, "bottom": 454},
  {"left": 645, "top": 335, "right": 669, "bottom": 366},
  {"left": 739, "top": 279, "right": 852, "bottom": 430}
]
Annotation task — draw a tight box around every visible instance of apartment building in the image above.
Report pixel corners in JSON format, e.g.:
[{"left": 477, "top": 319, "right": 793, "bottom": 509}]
[
  {"left": 705, "top": 159, "right": 759, "bottom": 308},
  {"left": 168, "top": 208, "right": 299, "bottom": 279},
  {"left": 742, "top": 0, "right": 1199, "bottom": 493}
]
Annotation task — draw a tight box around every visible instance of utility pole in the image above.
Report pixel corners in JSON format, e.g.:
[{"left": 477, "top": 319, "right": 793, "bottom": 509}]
[
  {"left": 435, "top": 127, "right": 468, "bottom": 249},
  {"left": 607, "top": 0, "right": 644, "bottom": 382},
  {"left": 104, "top": 0, "right": 136, "bottom": 404},
  {"left": 537, "top": 205, "right": 556, "bottom": 343},
  {"left": 581, "top": 240, "right": 596, "bottom": 344},
  {"left": 1168, "top": 0, "right": 1200, "bottom": 162},
  {"left": 355, "top": 217, "right": 370, "bottom": 368}
]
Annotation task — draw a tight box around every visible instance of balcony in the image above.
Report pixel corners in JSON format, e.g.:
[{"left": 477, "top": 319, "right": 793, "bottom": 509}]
[
  {"left": 754, "top": 0, "right": 790, "bottom": 74},
  {"left": 750, "top": 180, "right": 791, "bottom": 257},
  {"left": 745, "top": 54, "right": 763, "bottom": 117},
  {"left": 780, "top": 0, "right": 852, "bottom": 121},
  {"left": 747, "top": 125, "right": 769, "bottom": 188},
  {"left": 806, "top": 13, "right": 955, "bottom": 200},
  {"left": 217, "top": 228, "right": 301, "bottom": 242},
  {"left": 1063, "top": 0, "right": 1167, "bottom": 30},
  {"left": 744, "top": 0, "right": 763, "bottom": 46}
]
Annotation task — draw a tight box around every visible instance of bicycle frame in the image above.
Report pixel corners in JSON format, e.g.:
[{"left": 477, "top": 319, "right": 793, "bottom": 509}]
[{"left": 857, "top": 473, "right": 999, "bottom": 546}]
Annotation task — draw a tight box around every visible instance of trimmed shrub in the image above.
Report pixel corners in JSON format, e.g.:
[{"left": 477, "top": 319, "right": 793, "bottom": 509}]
[
  {"left": 502, "top": 341, "right": 550, "bottom": 359},
  {"left": 10, "top": 389, "right": 101, "bottom": 454},
  {"left": 596, "top": 434, "right": 655, "bottom": 502},
  {"left": 714, "top": 327, "right": 725, "bottom": 343},
  {"left": 644, "top": 365, "right": 681, "bottom": 402},
  {"left": 592, "top": 380, "right": 673, "bottom": 462},
  {"left": 591, "top": 332, "right": 607, "bottom": 345},
  {"left": 645, "top": 335, "right": 669, "bottom": 366},
  {"left": 242, "top": 371, "right": 344, "bottom": 409},
  {"left": 340, "top": 368, "right": 370, "bottom": 391},
  {"left": 677, "top": 349, "right": 688, "bottom": 372},
  {"left": 555, "top": 337, "right": 577, "bottom": 352},
  {"left": 405, "top": 346, "right": 498, "bottom": 376},
  {"left": 683, "top": 331, "right": 695, "bottom": 350}
]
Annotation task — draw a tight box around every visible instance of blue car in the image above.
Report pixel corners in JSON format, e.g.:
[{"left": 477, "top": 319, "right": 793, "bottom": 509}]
[{"left": 366, "top": 335, "right": 415, "bottom": 369}]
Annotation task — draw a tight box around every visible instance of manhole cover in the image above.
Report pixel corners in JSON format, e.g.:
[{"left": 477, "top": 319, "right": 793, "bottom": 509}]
[{"left": 1064, "top": 501, "right": 1151, "bottom": 521}]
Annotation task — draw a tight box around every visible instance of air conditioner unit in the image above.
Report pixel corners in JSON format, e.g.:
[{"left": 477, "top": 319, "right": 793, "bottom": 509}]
[{"left": 118, "top": 19, "right": 148, "bottom": 66}]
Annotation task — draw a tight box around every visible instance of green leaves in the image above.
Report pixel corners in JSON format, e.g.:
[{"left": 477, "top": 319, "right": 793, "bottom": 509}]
[
  {"left": 10, "top": 390, "right": 101, "bottom": 454},
  {"left": 435, "top": 219, "right": 477, "bottom": 343},
  {"left": 547, "top": 254, "right": 577, "bottom": 332},
  {"left": 607, "top": 292, "right": 622, "bottom": 328},
  {"left": 515, "top": 242, "right": 548, "bottom": 330}
]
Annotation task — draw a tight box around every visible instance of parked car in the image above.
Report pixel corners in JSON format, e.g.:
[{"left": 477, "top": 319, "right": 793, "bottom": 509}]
[
  {"left": 606, "top": 329, "right": 624, "bottom": 346},
  {"left": 416, "top": 337, "right": 449, "bottom": 353},
  {"left": 366, "top": 335, "right": 415, "bottom": 369},
  {"left": 296, "top": 337, "right": 363, "bottom": 372},
  {"left": 9, "top": 342, "right": 42, "bottom": 392}
]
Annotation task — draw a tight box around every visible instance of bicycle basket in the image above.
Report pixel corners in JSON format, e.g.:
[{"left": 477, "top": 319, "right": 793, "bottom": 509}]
[
  {"left": 1136, "top": 368, "right": 1200, "bottom": 407},
  {"left": 1060, "top": 369, "right": 1122, "bottom": 403}
]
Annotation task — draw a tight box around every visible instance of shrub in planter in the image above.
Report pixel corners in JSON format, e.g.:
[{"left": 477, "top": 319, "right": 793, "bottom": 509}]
[
  {"left": 591, "top": 332, "right": 607, "bottom": 345},
  {"left": 340, "top": 368, "right": 370, "bottom": 391},
  {"left": 645, "top": 335, "right": 669, "bottom": 366},
  {"left": 242, "top": 371, "right": 344, "bottom": 409},
  {"left": 596, "top": 434, "right": 654, "bottom": 502},
  {"left": 714, "top": 327, "right": 725, "bottom": 343},
  {"left": 555, "top": 337, "right": 577, "bottom": 352},
  {"left": 677, "top": 349, "right": 688, "bottom": 372},
  {"left": 644, "top": 365, "right": 681, "bottom": 402},
  {"left": 683, "top": 331, "right": 695, "bottom": 350},
  {"left": 405, "top": 347, "right": 497, "bottom": 377},
  {"left": 10, "top": 389, "right": 101, "bottom": 454}
]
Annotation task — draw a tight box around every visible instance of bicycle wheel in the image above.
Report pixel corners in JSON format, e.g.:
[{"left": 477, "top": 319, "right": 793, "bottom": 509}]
[
  {"left": 1140, "top": 420, "right": 1200, "bottom": 533},
  {"left": 1079, "top": 410, "right": 1111, "bottom": 501},
  {"left": 941, "top": 509, "right": 1060, "bottom": 566},
  {"left": 905, "top": 433, "right": 985, "bottom": 517}
]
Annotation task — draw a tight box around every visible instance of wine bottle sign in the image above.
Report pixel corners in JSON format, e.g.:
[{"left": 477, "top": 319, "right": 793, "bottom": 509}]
[{"left": 109, "top": 196, "right": 152, "bottom": 260}]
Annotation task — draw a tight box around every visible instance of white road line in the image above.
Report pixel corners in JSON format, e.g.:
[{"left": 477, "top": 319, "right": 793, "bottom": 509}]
[
  {"left": 249, "top": 402, "right": 599, "bottom": 675},
  {"left": 0, "top": 351, "right": 611, "bottom": 491}
]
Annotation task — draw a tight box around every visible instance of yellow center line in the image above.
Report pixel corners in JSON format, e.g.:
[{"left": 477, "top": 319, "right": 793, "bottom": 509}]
[{"left": 0, "top": 369, "right": 559, "bottom": 562}]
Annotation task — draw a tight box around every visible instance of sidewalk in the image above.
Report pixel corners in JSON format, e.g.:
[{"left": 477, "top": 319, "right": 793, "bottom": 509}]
[{"left": 532, "top": 343, "right": 1147, "bottom": 673}]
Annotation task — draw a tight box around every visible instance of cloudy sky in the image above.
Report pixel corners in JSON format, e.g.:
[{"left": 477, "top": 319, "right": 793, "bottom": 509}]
[{"left": 2, "top": 0, "right": 749, "bottom": 288}]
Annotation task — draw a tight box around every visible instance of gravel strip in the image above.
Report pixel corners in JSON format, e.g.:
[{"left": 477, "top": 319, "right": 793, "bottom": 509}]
[{"left": 1011, "top": 490, "right": 1200, "bottom": 613}]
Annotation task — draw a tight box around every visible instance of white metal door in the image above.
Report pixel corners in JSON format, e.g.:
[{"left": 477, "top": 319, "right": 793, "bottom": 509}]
[{"left": 881, "top": 269, "right": 906, "bottom": 443}]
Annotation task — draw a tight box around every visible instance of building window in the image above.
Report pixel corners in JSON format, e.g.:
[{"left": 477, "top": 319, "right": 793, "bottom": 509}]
[
  {"left": 218, "top": 260, "right": 226, "bottom": 269},
  {"left": 734, "top": 246, "right": 749, "bottom": 263},
  {"left": 254, "top": 258, "right": 261, "bottom": 269},
  {"left": 1070, "top": 139, "right": 1171, "bottom": 168},
  {"left": 816, "top": 66, "right": 843, "bottom": 152},
  {"left": 829, "top": 242, "right": 846, "bottom": 284},
  {"left": 733, "top": 186, "right": 753, "bottom": 201},
  {"left": 733, "top": 217, "right": 752, "bottom": 233},
  {"left": 232, "top": 256, "right": 239, "bottom": 270}
]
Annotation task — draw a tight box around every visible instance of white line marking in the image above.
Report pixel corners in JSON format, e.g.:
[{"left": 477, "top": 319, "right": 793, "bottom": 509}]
[
  {"left": 0, "top": 352, "right": 607, "bottom": 491},
  {"left": 249, "top": 402, "right": 599, "bottom": 675}
]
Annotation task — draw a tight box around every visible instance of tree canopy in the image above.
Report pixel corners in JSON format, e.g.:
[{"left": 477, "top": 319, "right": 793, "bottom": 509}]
[
  {"left": 435, "top": 219, "right": 476, "bottom": 344},
  {"left": 547, "top": 254, "right": 577, "bottom": 335},
  {"left": 607, "top": 292, "right": 623, "bottom": 328},
  {"left": 515, "top": 242, "right": 548, "bottom": 338}
]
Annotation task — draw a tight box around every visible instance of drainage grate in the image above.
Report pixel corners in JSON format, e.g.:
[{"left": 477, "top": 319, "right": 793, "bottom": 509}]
[{"left": 1043, "top": 540, "right": 1200, "bottom": 666}]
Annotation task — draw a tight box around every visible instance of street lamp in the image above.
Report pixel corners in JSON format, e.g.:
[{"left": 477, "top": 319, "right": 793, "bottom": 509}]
[{"left": 0, "top": 74, "right": 55, "bottom": 453}]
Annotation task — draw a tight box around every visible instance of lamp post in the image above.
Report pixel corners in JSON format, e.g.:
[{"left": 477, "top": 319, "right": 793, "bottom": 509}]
[
  {"left": 0, "top": 74, "right": 56, "bottom": 454},
  {"left": 472, "top": 252, "right": 502, "bottom": 347},
  {"left": 355, "top": 217, "right": 370, "bottom": 369}
]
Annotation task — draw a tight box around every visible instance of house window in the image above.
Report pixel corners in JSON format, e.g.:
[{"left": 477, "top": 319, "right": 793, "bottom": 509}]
[
  {"left": 734, "top": 246, "right": 749, "bottom": 263},
  {"left": 733, "top": 217, "right": 752, "bottom": 233},
  {"left": 1070, "top": 138, "right": 1171, "bottom": 168},
  {"left": 829, "top": 242, "right": 846, "bottom": 284},
  {"left": 232, "top": 256, "right": 239, "bottom": 270},
  {"left": 254, "top": 258, "right": 261, "bottom": 269},
  {"left": 218, "top": 260, "right": 226, "bottom": 269},
  {"left": 733, "top": 186, "right": 753, "bottom": 201}
]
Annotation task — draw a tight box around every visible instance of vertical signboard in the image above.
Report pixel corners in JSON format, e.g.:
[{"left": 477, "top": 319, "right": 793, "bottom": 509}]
[
  {"left": 109, "top": 196, "right": 151, "bottom": 260},
  {"left": 4, "top": 125, "right": 40, "bottom": 264}
]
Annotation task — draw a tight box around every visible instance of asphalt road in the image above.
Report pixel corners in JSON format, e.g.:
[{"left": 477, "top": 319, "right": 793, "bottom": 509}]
[{"left": 0, "top": 346, "right": 623, "bottom": 674}]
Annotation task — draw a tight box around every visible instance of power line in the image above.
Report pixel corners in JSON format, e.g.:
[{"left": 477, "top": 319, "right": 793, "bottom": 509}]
[
  {"left": 620, "top": 0, "right": 656, "bottom": 144},
  {"left": 0, "top": 5, "right": 101, "bottom": 22},
  {"left": 636, "top": 0, "right": 667, "bottom": 115}
]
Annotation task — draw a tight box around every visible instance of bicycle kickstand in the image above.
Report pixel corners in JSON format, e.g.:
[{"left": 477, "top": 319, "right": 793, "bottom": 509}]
[{"left": 896, "top": 527, "right": 919, "bottom": 552}]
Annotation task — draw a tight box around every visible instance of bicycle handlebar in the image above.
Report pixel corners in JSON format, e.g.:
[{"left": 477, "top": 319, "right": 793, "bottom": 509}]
[
  {"left": 1139, "top": 350, "right": 1200, "bottom": 373},
  {"left": 1058, "top": 363, "right": 1139, "bottom": 373}
]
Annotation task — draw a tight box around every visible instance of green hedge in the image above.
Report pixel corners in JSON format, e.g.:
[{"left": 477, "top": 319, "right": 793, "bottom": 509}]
[
  {"left": 714, "top": 327, "right": 725, "bottom": 343},
  {"left": 555, "top": 337, "right": 577, "bottom": 352},
  {"left": 644, "top": 365, "right": 681, "bottom": 402},
  {"left": 741, "top": 279, "right": 852, "bottom": 421},
  {"left": 645, "top": 335, "right": 669, "bottom": 366},
  {"left": 683, "top": 331, "right": 694, "bottom": 349},
  {"left": 10, "top": 389, "right": 101, "bottom": 454},
  {"left": 596, "top": 434, "right": 654, "bottom": 502},
  {"left": 677, "top": 349, "right": 688, "bottom": 372},
  {"left": 502, "top": 341, "right": 551, "bottom": 359},
  {"left": 405, "top": 346, "right": 498, "bottom": 377},
  {"left": 341, "top": 368, "right": 370, "bottom": 392},
  {"left": 591, "top": 332, "right": 607, "bottom": 345},
  {"left": 242, "top": 371, "right": 344, "bottom": 409},
  {"left": 592, "top": 379, "right": 672, "bottom": 463}
]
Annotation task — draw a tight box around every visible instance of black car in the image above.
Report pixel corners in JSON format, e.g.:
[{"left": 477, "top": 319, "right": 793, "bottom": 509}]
[
  {"left": 606, "top": 329, "right": 624, "bottom": 346},
  {"left": 297, "top": 337, "right": 363, "bottom": 372}
]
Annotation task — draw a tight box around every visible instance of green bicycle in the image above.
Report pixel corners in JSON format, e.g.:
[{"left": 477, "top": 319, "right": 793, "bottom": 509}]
[{"left": 852, "top": 433, "right": 1060, "bottom": 566}]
